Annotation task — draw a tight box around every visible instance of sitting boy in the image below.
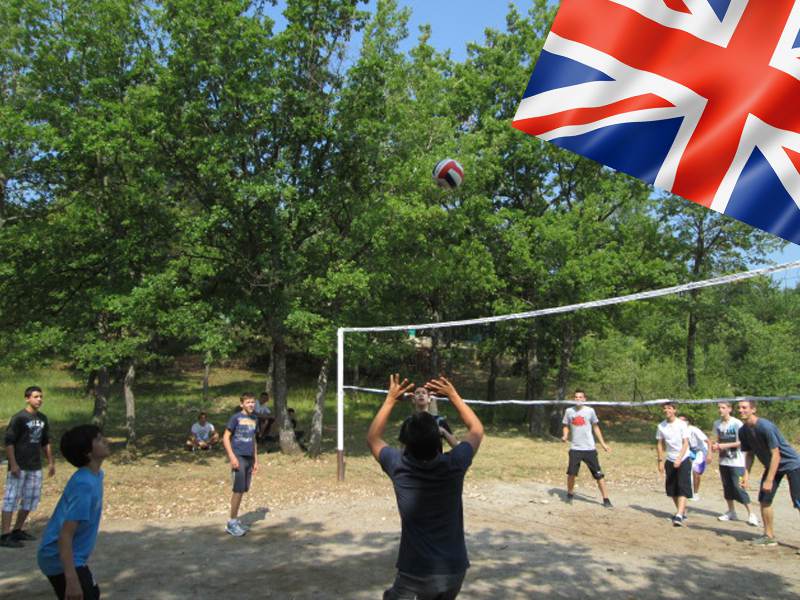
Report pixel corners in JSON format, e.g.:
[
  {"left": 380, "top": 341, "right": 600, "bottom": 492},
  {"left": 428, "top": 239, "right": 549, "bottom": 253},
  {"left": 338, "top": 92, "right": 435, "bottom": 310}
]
[{"left": 186, "top": 412, "right": 219, "bottom": 451}]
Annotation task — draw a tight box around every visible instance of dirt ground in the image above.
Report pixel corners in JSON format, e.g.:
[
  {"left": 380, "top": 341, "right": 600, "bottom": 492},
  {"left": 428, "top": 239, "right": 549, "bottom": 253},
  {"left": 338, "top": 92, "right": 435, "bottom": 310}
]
[{"left": 2, "top": 440, "right": 800, "bottom": 599}]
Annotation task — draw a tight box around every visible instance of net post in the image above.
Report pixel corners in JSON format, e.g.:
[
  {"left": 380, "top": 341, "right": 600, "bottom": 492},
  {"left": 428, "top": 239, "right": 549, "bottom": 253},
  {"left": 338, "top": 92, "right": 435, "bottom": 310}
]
[{"left": 337, "top": 327, "right": 345, "bottom": 481}]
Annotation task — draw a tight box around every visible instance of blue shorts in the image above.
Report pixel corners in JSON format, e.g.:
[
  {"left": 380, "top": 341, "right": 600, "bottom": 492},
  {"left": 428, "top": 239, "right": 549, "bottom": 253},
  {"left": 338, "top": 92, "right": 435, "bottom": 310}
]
[
  {"left": 759, "top": 468, "right": 800, "bottom": 509},
  {"left": 231, "top": 455, "right": 254, "bottom": 493}
]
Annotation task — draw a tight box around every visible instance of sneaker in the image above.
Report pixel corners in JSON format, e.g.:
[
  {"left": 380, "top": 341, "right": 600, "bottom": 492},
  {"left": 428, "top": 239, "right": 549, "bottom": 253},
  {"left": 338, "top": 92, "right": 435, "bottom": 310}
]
[
  {"left": 0, "top": 535, "right": 23, "bottom": 548},
  {"left": 752, "top": 536, "right": 778, "bottom": 547},
  {"left": 10, "top": 530, "right": 35, "bottom": 542},
  {"left": 238, "top": 520, "right": 251, "bottom": 532},
  {"left": 747, "top": 513, "right": 760, "bottom": 527},
  {"left": 718, "top": 511, "right": 737, "bottom": 522},
  {"left": 672, "top": 514, "right": 684, "bottom": 527},
  {"left": 689, "top": 495, "right": 700, "bottom": 502},
  {"left": 603, "top": 498, "right": 613, "bottom": 508},
  {"left": 565, "top": 494, "right": 574, "bottom": 504},
  {"left": 225, "top": 520, "right": 246, "bottom": 537}
]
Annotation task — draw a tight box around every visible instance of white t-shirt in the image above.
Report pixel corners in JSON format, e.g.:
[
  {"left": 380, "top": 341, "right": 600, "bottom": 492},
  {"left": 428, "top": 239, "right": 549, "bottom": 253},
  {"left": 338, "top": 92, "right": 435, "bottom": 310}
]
[
  {"left": 656, "top": 419, "right": 690, "bottom": 462},
  {"left": 687, "top": 425, "right": 708, "bottom": 454},
  {"left": 191, "top": 422, "right": 215, "bottom": 442},
  {"left": 714, "top": 417, "right": 745, "bottom": 467},
  {"left": 255, "top": 401, "right": 272, "bottom": 417},
  {"left": 562, "top": 406, "right": 598, "bottom": 451}
]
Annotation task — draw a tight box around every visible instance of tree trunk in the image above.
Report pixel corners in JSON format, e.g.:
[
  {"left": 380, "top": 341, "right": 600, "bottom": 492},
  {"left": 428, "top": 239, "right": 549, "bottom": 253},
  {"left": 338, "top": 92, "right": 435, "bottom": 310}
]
[
  {"left": 308, "top": 357, "right": 329, "bottom": 458},
  {"left": 123, "top": 362, "right": 136, "bottom": 447},
  {"left": 686, "top": 299, "right": 698, "bottom": 391},
  {"left": 552, "top": 321, "right": 576, "bottom": 437},
  {"left": 202, "top": 361, "right": 211, "bottom": 402},
  {"left": 265, "top": 351, "right": 273, "bottom": 395},
  {"left": 273, "top": 335, "right": 300, "bottom": 454},
  {"left": 485, "top": 350, "right": 498, "bottom": 425},
  {"left": 92, "top": 367, "right": 110, "bottom": 429},
  {"left": 526, "top": 334, "right": 546, "bottom": 435}
]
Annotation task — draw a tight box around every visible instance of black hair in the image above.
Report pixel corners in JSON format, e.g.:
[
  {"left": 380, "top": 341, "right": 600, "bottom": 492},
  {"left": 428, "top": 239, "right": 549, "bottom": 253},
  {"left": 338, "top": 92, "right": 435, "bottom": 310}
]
[
  {"left": 24, "top": 386, "right": 42, "bottom": 398},
  {"left": 198, "top": 411, "right": 207, "bottom": 418},
  {"left": 402, "top": 412, "right": 442, "bottom": 461},
  {"left": 61, "top": 425, "right": 102, "bottom": 468},
  {"left": 739, "top": 398, "right": 757, "bottom": 409},
  {"left": 260, "top": 391, "right": 269, "bottom": 398},
  {"left": 663, "top": 401, "right": 678, "bottom": 409}
]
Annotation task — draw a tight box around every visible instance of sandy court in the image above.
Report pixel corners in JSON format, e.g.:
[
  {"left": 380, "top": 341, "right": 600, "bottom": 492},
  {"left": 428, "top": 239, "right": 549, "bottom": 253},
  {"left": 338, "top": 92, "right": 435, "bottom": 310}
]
[{"left": 2, "top": 477, "right": 799, "bottom": 599}]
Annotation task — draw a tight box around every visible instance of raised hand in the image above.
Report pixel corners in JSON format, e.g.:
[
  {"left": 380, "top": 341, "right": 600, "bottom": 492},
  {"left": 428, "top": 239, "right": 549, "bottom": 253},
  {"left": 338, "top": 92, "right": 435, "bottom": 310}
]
[{"left": 387, "top": 373, "right": 415, "bottom": 403}]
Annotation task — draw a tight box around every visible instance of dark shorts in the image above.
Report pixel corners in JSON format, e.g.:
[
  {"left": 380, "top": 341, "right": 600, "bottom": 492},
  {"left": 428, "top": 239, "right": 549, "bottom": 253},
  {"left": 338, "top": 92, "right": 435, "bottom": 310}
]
[
  {"left": 567, "top": 450, "right": 604, "bottom": 480},
  {"left": 719, "top": 465, "right": 750, "bottom": 504},
  {"left": 665, "top": 460, "right": 693, "bottom": 499},
  {"left": 47, "top": 565, "right": 100, "bottom": 600},
  {"left": 758, "top": 468, "right": 800, "bottom": 509},
  {"left": 383, "top": 571, "right": 465, "bottom": 600},
  {"left": 231, "top": 454, "right": 254, "bottom": 493}
]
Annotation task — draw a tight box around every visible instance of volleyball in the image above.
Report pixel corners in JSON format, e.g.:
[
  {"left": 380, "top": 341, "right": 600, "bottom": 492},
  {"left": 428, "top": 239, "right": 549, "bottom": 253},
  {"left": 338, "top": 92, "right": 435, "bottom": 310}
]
[{"left": 432, "top": 158, "right": 464, "bottom": 189}]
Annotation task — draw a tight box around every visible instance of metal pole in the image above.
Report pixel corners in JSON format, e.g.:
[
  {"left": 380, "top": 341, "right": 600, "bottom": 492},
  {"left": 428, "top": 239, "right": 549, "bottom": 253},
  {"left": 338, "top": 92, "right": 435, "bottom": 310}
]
[{"left": 336, "top": 328, "right": 345, "bottom": 481}]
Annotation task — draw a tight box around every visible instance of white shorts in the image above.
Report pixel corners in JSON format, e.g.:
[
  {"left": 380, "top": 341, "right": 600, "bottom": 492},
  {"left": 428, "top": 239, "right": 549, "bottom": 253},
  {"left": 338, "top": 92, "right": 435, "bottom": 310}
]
[{"left": 2, "top": 469, "right": 43, "bottom": 512}]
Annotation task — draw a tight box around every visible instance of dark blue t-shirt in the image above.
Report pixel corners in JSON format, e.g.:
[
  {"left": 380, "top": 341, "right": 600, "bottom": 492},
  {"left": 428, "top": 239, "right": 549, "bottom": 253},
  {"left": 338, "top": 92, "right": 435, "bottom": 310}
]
[
  {"left": 740, "top": 417, "right": 800, "bottom": 473},
  {"left": 379, "top": 442, "right": 474, "bottom": 576},
  {"left": 226, "top": 412, "right": 257, "bottom": 457}
]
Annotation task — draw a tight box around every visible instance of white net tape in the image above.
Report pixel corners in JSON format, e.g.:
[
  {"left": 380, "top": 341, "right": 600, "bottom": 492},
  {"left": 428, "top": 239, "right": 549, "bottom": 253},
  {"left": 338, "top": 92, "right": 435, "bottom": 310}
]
[
  {"left": 343, "top": 386, "right": 800, "bottom": 407},
  {"left": 341, "top": 260, "right": 800, "bottom": 333}
]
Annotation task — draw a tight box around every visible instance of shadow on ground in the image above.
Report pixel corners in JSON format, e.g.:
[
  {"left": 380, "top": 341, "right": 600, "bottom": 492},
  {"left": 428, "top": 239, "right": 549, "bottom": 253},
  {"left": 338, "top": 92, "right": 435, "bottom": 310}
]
[{"left": 1, "top": 515, "right": 796, "bottom": 600}]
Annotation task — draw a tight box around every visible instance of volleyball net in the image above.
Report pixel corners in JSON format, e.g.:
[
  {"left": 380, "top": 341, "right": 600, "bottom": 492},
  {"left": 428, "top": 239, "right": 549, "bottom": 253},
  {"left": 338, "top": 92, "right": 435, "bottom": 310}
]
[{"left": 335, "top": 260, "right": 800, "bottom": 479}]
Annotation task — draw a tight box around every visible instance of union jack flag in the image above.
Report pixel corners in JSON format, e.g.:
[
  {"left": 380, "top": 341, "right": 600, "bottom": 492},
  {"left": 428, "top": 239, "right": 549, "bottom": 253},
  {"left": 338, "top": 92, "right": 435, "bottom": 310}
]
[{"left": 513, "top": 0, "right": 800, "bottom": 244}]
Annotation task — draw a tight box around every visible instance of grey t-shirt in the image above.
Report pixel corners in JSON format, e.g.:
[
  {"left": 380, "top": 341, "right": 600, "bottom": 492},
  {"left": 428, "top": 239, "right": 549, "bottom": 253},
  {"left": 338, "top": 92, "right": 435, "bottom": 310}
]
[
  {"left": 740, "top": 417, "right": 800, "bottom": 473},
  {"left": 562, "top": 406, "right": 598, "bottom": 451}
]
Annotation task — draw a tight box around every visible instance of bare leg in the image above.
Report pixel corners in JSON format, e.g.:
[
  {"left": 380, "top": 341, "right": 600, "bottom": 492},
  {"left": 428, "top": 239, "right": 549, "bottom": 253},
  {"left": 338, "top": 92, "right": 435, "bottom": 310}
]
[
  {"left": 13, "top": 510, "right": 29, "bottom": 531},
  {"left": 230, "top": 492, "right": 243, "bottom": 520},
  {"left": 596, "top": 478, "right": 609, "bottom": 500},
  {"left": 761, "top": 503, "right": 775, "bottom": 538},
  {"left": 693, "top": 472, "right": 702, "bottom": 494},
  {"left": 1, "top": 511, "right": 13, "bottom": 535},
  {"left": 567, "top": 475, "right": 576, "bottom": 495}
]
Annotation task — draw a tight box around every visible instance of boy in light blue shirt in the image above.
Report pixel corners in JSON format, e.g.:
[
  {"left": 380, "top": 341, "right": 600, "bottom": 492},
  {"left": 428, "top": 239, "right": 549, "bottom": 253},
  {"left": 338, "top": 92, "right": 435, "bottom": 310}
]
[{"left": 38, "top": 425, "right": 108, "bottom": 599}]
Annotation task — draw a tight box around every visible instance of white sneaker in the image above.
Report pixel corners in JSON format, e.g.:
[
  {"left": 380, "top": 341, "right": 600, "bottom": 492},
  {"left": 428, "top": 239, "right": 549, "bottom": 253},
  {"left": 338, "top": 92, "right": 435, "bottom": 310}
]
[
  {"left": 225, "top": 520, "right": 246, "bottom": 537},
  {"left": 689, "top": 495, "right": 700, "bottom": 502},
  {"left": 718, "top": 511, "right": 737, "bottom": 522},
  {"left": 747, "top": 513, "right": 760, "bottom": 527}
]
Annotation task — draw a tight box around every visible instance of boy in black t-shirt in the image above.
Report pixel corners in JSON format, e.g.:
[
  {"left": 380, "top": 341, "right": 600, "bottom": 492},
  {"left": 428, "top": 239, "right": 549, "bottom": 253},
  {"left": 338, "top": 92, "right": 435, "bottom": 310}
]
[
  {"left": 2, "top": 386, "right": 55, "bottom": 548},
  {"left": 222, "top": 393, "right": 259, "bottom": 537},
  {"left": 368, "top": 375, "right": 484, "bottom": 600}
]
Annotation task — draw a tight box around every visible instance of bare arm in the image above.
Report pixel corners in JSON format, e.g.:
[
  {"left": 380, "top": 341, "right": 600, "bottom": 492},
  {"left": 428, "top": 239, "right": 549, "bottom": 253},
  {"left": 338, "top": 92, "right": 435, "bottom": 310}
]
[
  {"left": 6, "top": 444, "right": 20, "bottom": 476},
  {"left": 367, "top": 374, "right": 414, "bottom": 461},
  {"left": 763, "top": 447, "right": 781, "bottom": 491},
  {"left": 657, "top": 439, "right": 666, "bottom": 474},
  {"left": 44, "top": 444, "right": 55, "bottom": 477},
  {"left": 440, "top": 427, "right": 458, "bottom": 449},
  {"left": 426, "top": 376, "right": 484, "bottom": 455},
  {"left": 593, "top": 424, "right": 609, "bottom": 452},
  {"left": 58, "top": 520, "right": 84, "bottom": 600},
  {"left": 561, "top": 425, "right": 569, "bottom": 443},
  {"left": 222, "top": 430, "right": 239, "bottom": 470},
  {"left": 675, "top": 437, "right": 689, "bottom": 466}
]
